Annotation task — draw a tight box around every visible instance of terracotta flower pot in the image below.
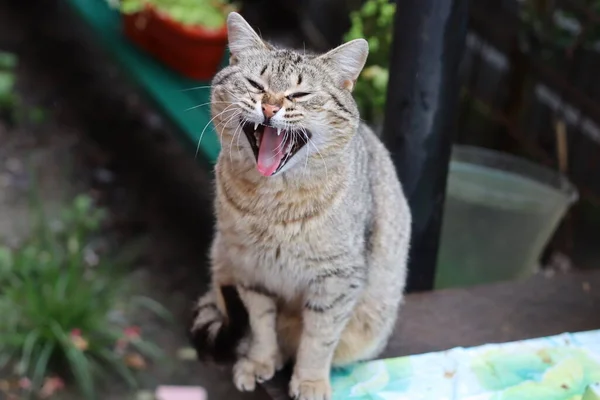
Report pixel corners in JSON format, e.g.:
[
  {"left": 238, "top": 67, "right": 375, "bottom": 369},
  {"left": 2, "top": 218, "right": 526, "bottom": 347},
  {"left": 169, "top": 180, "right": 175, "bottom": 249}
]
[{"left": 122, "top": 6, "right": 228, "bottom": 80}]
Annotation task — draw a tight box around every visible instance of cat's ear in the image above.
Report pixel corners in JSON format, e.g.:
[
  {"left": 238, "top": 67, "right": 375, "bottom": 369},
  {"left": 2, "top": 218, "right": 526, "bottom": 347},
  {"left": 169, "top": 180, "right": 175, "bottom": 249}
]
[
  {"left": 226, "top": 12, "right": 270, "bottom": 62},
  {"left": 318, "top": 39, "right": 369, "bottom": 91}
]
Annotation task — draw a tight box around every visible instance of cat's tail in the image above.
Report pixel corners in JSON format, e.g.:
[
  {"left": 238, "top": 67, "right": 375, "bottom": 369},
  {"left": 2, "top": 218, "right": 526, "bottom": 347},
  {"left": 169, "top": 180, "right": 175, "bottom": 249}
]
[{"left": 188, "top": 286, "right": 250, "bottom": 364}]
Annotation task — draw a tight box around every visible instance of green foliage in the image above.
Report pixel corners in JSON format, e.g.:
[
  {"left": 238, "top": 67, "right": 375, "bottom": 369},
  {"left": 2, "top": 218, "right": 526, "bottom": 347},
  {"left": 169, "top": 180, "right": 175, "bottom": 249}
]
[
  {"left": 0, "top": 192, "right": 170, "bottom": 399},
  {"left": 344, "top": 0, "right": 600, "bottom": 123},
  {"left": 112, "top": 0, "right": 237, "bottom": 29},
  {"left": 344, "top": 0, "right": 395, "bottom": 69},
  {"left": 520, "top": 0, "right": 600, "bottom": 58},
  {"left": 0, "top": 51, "right": 18, "bottom": 70},
  {"left": 0, "top": 50, "right": 47, "bottom": 126},
  {"left": 0, "top": 51, "right": 18, "bottom": 116},
  {"left": 343, "top": 0, "right": 395, "bottom": 124}
]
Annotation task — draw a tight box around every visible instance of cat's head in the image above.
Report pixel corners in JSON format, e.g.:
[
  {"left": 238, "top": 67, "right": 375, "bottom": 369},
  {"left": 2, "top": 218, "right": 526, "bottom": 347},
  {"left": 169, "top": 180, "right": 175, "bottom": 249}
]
[{"left": 210, "top": 12, "right": 368, "bottom": 177}]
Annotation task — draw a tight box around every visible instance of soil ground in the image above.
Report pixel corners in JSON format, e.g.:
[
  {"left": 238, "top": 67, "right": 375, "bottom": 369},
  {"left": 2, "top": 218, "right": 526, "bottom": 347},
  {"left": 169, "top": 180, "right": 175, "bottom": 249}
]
[{"left": 0, "top": 1, "right": 268, "bottom": 399}]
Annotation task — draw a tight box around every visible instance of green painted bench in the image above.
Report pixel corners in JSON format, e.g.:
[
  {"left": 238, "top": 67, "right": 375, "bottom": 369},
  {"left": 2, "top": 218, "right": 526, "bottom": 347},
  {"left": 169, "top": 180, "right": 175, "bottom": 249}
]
[{"left": 65, "top": 0, "right": 225, "bottom": 164}]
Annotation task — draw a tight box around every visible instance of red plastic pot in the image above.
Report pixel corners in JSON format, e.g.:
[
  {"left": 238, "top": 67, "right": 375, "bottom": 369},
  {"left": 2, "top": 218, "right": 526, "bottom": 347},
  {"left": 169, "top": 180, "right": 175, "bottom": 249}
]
[{"left": 122, "top": 6, "right": 228, "bottom": 80}]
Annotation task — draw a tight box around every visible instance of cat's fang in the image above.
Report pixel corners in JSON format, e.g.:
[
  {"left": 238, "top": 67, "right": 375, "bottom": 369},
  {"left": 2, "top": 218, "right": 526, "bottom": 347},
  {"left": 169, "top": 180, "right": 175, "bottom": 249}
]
[
  {"left": 277, "top": 128, "right": 282, "bottom": 136},
  {"left": 254, "top": 122, "right": 259, "bottom": 131},
  {"left": 254, "top": 131, "right": 261, "bottom": 146}
]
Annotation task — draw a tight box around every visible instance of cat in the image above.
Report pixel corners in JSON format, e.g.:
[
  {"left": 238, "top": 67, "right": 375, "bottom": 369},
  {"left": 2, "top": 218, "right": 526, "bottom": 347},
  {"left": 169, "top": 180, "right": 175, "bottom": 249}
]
[{"left": 190, "top": 12, "right": 411, "bottom": 400}]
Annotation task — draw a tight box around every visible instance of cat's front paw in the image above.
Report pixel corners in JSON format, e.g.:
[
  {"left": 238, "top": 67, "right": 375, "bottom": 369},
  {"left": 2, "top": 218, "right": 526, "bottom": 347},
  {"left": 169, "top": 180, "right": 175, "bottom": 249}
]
[
  {"left": 289, "top": 374, "right": 331, "bottom": 400},
  {"left": 232, "top": 355, "right": 278, "bottom": 392}
]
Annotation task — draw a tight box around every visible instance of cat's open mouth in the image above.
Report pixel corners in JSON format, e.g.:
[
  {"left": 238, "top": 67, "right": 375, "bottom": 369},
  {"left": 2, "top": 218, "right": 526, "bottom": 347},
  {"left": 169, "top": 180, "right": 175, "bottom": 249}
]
[{"left": 241, "top": 121, "right": 311, "bottom": 177}]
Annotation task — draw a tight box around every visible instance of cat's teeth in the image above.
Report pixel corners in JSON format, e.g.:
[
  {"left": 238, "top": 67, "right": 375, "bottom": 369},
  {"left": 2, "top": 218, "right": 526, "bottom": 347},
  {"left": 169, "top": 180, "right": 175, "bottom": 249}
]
[
  {"left": 254, "top": 123, "right": 259, "bottom": 131},
  {"left": 277, "top": 128, "right": 282, "bottom": 136}
]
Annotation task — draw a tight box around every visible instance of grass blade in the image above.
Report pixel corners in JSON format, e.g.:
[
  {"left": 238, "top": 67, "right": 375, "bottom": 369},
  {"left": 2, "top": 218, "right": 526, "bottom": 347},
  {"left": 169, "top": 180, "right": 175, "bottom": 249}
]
[
  {"left": 0, "top": 349, "right": 14, "bottom": 369},
  {"left": 64, "top": 345, "right": 95, "bottom": 399},
  {"left": 132, "top": 296, "right": 173, "bottom": 322},
  {"left": 97, "top": 349, "right": 137, "bottom": 390},
  {"left": 50, "top": 322, "right": 95, "bottom": 399},
  {"left": 31, "top": 341, "right": 55, "bottom": 394},
  {"left": 129, "top": 339, "right": 163, "bottom": 361},
  {"left": 19, "top": 329, "right": 41, "bottom": 375}
]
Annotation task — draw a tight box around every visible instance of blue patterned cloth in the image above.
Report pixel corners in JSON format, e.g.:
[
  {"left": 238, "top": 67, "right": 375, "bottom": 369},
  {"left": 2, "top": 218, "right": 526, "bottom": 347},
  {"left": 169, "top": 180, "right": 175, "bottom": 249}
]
[{"left": 331, "top": 330, "right": 600, "bottom": 399}]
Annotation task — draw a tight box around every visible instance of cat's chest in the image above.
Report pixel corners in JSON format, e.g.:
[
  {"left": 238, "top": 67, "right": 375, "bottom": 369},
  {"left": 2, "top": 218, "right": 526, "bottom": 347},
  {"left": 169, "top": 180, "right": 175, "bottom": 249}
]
[
  {"left": 219, "top": 221, "right": 328, "bottom": 297},
  {"left": 233, "top": 240, "right": 313, "bottom": 300},
  {"left": 219, "top": 200, "right": 339, "bottom": 252},
  {"left": 222, "top": 220, "right": 363, "bottom": 302}
]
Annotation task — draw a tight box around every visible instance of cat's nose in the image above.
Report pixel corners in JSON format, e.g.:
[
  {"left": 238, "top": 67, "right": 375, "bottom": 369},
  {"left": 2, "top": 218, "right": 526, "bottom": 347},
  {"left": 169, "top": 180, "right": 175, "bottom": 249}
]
[{"left": 262, "top": 104, "right": 280, "bottom": 119}]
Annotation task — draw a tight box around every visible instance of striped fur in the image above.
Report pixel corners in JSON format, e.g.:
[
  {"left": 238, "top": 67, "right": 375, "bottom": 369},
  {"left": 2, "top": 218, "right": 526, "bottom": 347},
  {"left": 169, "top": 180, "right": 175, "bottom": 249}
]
[{"left": 190, "top": 12, "right": 411, "bottom": 400}]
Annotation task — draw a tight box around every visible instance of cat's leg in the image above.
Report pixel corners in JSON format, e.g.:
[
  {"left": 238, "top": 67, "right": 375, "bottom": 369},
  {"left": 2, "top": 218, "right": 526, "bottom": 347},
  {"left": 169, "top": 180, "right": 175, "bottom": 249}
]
[
  {"left": 190, "top": 284, "right": 253, "bottom": 364},
  {"left": 277, "top": 297, "right": 397, "bottom": 369},
  {"left": 233, "top": 284, "right": 283, "bottom": 391},
  {"left": 332, "top": 296, "right": 400, "bottom": 366},
  {"left": 190, "top": 243, "right": 251, "bottom": 364},
  {"left": 289, "top": 273, "right": 363, "bottom": 400}
]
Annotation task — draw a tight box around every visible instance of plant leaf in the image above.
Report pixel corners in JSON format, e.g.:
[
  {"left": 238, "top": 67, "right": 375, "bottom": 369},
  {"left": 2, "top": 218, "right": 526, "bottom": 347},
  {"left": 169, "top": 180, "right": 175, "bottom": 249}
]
[
  {"left": 65, "top": 346, "right": 95, "bottom": 399},
  {"left": 19, "top": 329, "right": 41, "bottom": 376},
  {"left": 31, "top": 341, "right": 55, "bottom": 393},
  {"left": 130, "top": 339, "right": 163, "bottom": 361},
  {"left": 50, "top": 321, "right": 96, "bottom": 399},
  {"left": 97, "top": 349, "right": 137, "bottom": 389},
  {"left": 131, "top": 296, "right": 173, "bottom": 322}
]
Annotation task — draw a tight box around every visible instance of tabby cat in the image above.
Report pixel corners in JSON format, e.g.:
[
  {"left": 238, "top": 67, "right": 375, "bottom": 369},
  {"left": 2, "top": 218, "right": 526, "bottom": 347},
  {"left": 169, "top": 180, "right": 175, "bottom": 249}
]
[{"left": 190, "top": 12, "right": 412, "bottom": 400}]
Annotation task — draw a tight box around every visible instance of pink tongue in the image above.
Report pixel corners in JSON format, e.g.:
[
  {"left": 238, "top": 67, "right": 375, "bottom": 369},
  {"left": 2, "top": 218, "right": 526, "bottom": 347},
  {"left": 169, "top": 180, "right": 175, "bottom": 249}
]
[{"left": 257, "top": 126, "right": 285, "bottom": 176}]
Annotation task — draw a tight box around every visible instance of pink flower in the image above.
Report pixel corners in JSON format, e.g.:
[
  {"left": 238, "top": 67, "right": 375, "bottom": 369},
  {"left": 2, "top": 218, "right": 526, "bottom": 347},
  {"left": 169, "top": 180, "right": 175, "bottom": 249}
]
[
  {"left": 123, "top": 326, "right": 141, "bottom": 340},
  {"left": 69, "top": 329, "right": 88, "bottom": 351},
  {"left": 70, "top": 328, "right": 82, "bottom": 337}
]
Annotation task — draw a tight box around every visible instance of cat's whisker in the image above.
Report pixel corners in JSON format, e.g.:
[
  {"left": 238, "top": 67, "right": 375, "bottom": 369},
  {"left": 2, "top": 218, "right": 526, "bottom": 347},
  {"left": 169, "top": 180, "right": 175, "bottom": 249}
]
[
  {"left": 273, "top": 128, "right": 289, "bottom": 155},
  {"left": 217, "top": 111, "right": 243, "bottom": 147},
  {"left": 293, "top": 123, "right": 309, "bottom": 178},
  {"left": 291, "top": 124, "right": 309, "bottom": 178},
  {"left": 235, "top": 117, "right": 248, "bottom": 159},
  {"left": 218, "top": 116, "right": 234, "bottom": 144},
  {"left": 185, "top": 101, "right": 231, "bottom": 112},
  {"left": 287, "top": 123, "right": 300, "bottom": 169},
  {"left": 179, "top": 85, "right": 213, "bottom": 92},
  {"left": 195, "top": 103, "right": 239, "bottom": 159},
  {"left": 213, "top": 84, "right": 243, "bottom": 103},
  {"left": 302, "top": 132, "right": 310, "bottom": 178},
  {"left": 300, "top": 125, "right": 328, "bottom": 184},
  {"left": 279, "top": 122, "right": 299, "bottom": 184},
  {"left": 216, "top": 105, "right": 243, "bottom": 128},
  {"left": 216, "top": 110, "right": 243, "bottom": 139},
  {"left": 229, "top": 117, "right": 247, "bottom": 163},
  {"left": 214, "top": 110, "right": 239, "bottom": 130}
]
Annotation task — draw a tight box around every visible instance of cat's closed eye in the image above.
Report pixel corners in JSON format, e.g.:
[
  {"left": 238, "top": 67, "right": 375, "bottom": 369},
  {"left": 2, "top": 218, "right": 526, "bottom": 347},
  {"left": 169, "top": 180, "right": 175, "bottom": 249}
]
[
  {"left": 246, "top": 78, "right": 265, "bottom": 92},
  {"left": 286, "top": 92, "right": 311, "bottom": 101}
]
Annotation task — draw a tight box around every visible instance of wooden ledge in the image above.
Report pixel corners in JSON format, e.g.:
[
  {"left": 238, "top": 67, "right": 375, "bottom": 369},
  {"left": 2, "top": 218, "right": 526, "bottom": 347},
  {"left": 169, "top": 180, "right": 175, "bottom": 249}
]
[{"left": 263, "top": 270, "right": 600, "bottom": 399}]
